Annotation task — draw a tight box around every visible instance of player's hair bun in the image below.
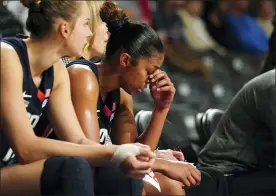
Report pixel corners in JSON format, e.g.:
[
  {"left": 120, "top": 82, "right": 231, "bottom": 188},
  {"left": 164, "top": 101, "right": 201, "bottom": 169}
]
[{"left": 100, "top": 1, "right": 129, "bottom": 34}]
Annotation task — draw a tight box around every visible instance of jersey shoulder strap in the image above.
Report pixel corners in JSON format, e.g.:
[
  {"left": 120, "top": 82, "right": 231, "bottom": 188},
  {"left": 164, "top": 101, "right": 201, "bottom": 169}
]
[{"left": 67, "top": 57, "right": 99, "bottom": 81}]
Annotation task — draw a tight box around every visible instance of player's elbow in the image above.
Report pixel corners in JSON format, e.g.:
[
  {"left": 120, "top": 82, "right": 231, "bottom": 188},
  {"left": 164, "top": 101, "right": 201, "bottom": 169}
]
[
  {"left": 17, "top": 148, "right": 36, "bottom": 165},
  {"left": 16, "top": 137, "right": 45, "bottom": 164}
]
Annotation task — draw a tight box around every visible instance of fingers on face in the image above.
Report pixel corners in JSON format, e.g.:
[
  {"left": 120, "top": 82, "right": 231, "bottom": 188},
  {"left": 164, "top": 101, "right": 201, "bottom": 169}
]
[
  {"left": 148, "top": 70, "right": 176, "bottom": 93},
  {"left": 151, "top": 70, "right": 167, "bottom": 82},
  {"left": 149, "top": 69, "right": 162, "bottom": 79},
  {"left": 155, "top": 86, "right": 175, "bottom": 92},
  {"left": 151, "top": 77, "right": 174, "bottom": 91}
]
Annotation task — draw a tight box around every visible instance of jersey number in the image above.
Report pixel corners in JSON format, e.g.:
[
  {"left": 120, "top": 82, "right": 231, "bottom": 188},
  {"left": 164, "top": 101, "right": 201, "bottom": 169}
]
[
  {"left": 100, "top": 128, "right": 108, "bottom": 144},
  {"left": 27, "top": 112, "right": 41, "bottom": 128},
  {"left": 2, "top": 113, "right": 41, "bottom": 163}
]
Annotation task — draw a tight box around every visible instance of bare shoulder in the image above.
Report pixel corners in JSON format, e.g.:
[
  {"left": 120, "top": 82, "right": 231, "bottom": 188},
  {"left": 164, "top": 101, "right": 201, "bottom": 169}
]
[
  {"left": 50, "top": 59, "right": 69, "bottom": 90},
  {"left": 67, "top": 63, "right": 99, "bottom": 91},
  {"left": 67, "top": 63, "right": 95, "bottom": 78},
  {"left": 1, "top": 41, "right": 16, "bottom": 50},
  {"left": 1, "top": 41, "right": 22, "bottom": 65},
  {"left": 1, "top": 41, "right": 24, "bottom": 80}
]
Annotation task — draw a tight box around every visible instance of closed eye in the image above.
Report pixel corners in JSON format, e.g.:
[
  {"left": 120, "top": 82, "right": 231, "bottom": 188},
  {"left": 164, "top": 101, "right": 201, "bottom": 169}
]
[
  {"left": 154, "top": 65, "right": 161, "bottom": 70},
  {"left": 149, "top": 65, "right": 161, "bottom": 75}
]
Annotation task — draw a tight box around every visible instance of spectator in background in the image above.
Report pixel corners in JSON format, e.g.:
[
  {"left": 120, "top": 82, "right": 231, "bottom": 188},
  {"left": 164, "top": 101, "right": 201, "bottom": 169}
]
[
  {"left": 0, "top": 1, "right": 24, "bottom": 37},
  {"left": 116, "top": 0, "right": 152, "bottom": 26},
  {"left": 149, "top": 0, "right": 211, "bottom": 77},
  {"left": 150, "top": 0, "right": 211, "bottom": 77},
  {"left": 260, "top": 14, "right": 276, "bottom": 74},
  {"left": 4, "top": 1, "right": 29, "bottom": 35},
  {"left": 176, "top": 0, "right": 225, "bottom": 53},
  {"left": 137, "top": 0, "right": 152, "bottom": 26},
  {"left": 152, "top": 0, "right": 185, "bottom": 41},
  {"left": 202, "top": 0, "right": 234, "bottom": 52},
  {"left": 116, "top": 1, "right": 142, "bottom": 21},
  {"left": 221, "top": 0, "right": 268, "bottom": 55},
  {"left": 162, "top": 38, "right": 211, "bottom": 77},
  {"left": 250, "top": 0, "right": 274, "bottom": 37}
]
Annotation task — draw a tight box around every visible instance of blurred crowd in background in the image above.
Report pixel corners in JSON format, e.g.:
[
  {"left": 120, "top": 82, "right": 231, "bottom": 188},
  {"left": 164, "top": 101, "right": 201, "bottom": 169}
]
[{"left": 1, "top": 0, "right": 275, "bottom": 155}]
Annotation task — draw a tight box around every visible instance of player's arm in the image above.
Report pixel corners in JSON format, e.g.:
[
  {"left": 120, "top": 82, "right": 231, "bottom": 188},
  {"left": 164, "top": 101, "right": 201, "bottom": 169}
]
[
  {"left": 65, "top": 64, "right": 101, "bottom": 143},
  {"left": 0, "top": 43, "right": 115, "bottom": 165},
  {"left": 111, "top": 93, "right": 199, "bottom": 183},
  {"left": 112, "top": 88, "right": 169, "bottom": 150},
  {"left": 152, "top": 158, "right": 201, "bottom": 187},
  {"left": 111, "top": 89, "right": 138, "bottom": 144}
]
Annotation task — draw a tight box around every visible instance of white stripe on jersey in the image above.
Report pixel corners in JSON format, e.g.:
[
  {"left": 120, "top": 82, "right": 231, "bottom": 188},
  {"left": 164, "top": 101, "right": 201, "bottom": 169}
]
[{"left": 2, "top": 148, "right": 13, "bottom": 162}]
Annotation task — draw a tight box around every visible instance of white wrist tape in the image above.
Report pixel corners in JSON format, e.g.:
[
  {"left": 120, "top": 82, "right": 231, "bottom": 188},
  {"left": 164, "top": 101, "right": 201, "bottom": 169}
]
[{"left": 110, "top": 144, "right": 141, "bottom": 166}]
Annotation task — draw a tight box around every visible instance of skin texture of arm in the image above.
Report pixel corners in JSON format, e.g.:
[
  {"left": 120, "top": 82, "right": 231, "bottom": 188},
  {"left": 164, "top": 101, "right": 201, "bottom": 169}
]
[
  {"left": 152, "top": 158, "right": 201, "bottom": 186},
  {"left": 0, "top": 43, "right": 115, "bottom": 166},
  {"left": 66, "top": 64, "right": 101, "bottom": 142}
]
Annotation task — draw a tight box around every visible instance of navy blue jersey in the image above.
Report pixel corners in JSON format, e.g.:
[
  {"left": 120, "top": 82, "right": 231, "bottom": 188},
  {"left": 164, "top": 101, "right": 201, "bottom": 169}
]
[
  {"left": 67, "top": 58, "right": 120, "bottom": 145},
  {"left": 1, "top": 37, "right": 54, "bottom": 166}
]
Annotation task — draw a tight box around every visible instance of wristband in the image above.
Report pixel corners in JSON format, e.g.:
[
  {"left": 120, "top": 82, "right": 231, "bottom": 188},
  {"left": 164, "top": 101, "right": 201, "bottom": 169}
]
[{"left": 110, "top": 144, "right": 141, "bottom": 165}]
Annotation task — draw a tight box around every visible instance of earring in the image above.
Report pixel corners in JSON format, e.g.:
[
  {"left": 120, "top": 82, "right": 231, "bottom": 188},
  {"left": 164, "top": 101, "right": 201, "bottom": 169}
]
[{"left": 83, "top": 42, "right": 90, "bottom": 53}]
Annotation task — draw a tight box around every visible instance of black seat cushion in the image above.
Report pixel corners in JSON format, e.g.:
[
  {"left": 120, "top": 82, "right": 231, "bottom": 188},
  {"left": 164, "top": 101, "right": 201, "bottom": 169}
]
[
  {"left": 135, "top": 110, "right": 197, "bottom": 162},
  {"left": 204, "top": 108, "right": 224, "bottom": 140},
  {"left": 195, "top": 108, "right": 224, "bottom": 142}
]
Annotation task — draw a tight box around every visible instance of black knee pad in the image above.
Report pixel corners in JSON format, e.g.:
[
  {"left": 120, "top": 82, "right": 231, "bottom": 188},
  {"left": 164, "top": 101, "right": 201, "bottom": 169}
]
[{"left": 40, "top": 156, "right": 94, "bottom": 196}]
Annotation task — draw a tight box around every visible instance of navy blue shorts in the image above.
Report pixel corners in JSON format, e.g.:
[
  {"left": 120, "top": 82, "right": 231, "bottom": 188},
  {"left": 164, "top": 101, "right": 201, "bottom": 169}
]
[
  {"left": 40, "top": 156, "right": 143, "bottom": 196},
  {"left": 41, "top": 156, "right": 94, "bottom": 196},
  {"left": 94, "top": 165, "right": 143, "bottom": 196}
]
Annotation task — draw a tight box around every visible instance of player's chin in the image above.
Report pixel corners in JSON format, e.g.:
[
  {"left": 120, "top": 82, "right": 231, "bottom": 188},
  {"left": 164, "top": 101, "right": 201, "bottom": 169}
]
[{"left": 126, "top": 88, "right": 143, "bottom": 95}]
